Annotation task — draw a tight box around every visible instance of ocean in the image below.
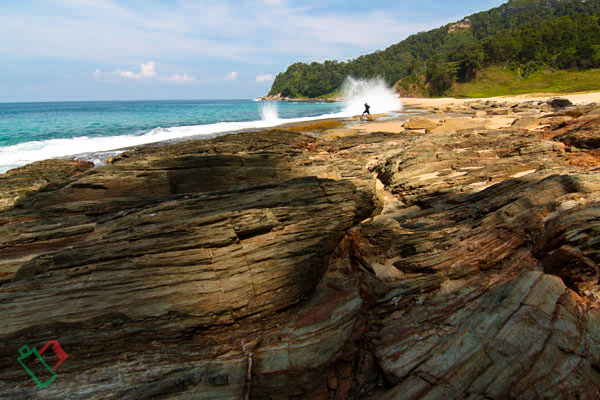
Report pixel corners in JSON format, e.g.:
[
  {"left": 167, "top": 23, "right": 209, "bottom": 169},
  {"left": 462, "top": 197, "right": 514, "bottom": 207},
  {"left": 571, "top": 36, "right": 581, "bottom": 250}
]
[
  {"left": 0, "top": 79, "right": 405, "bottom": 173},
  {"left": 0, "top": 100, "right": 352, "bottom": 173}
]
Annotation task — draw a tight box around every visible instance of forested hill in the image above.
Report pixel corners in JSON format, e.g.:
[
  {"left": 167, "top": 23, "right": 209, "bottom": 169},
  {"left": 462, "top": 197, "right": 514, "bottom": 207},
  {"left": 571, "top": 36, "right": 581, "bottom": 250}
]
[{"left": 268, "top": 0, "right": 600, "bottom": 98}]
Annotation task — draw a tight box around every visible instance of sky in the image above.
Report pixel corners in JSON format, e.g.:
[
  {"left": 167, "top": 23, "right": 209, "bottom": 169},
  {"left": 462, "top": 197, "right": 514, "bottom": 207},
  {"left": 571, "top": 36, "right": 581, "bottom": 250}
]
[{"left": 0, "top": 0, "right": 506, "bottom": 102}]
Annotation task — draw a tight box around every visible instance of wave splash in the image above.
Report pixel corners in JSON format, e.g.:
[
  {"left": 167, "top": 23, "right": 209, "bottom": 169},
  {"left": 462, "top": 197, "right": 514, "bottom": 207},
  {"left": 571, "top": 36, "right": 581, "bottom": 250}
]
[
  {"left": 341, "top": 76, "right": 403, "bottom": 115},
  {"left": 260, "top": 102, "right": 280, "bottom": 122},
  {"left": 0, "top": 82, "right": 401, "bottom": 173}
]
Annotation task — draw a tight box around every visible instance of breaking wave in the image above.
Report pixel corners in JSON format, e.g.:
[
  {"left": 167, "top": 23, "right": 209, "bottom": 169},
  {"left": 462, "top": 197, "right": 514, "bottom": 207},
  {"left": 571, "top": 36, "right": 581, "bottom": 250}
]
[{"left": 341, "top": 76, "right": 403, "bottom": 115}]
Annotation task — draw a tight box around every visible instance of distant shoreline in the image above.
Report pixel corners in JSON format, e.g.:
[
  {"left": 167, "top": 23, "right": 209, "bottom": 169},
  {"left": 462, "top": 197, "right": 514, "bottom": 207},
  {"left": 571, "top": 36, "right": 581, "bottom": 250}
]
[
  {"left": 256, "top": 94, "right": 341, "bottom": 103},
  {"left": 5, "top": 91, "right": 600, "bottom": 175}
]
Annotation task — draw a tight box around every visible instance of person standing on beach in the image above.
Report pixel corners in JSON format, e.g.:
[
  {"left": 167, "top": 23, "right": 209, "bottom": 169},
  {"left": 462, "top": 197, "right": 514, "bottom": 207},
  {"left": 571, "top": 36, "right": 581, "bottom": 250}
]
[{"left": 362, "top": 102, "right": 371, "bottom": 118}]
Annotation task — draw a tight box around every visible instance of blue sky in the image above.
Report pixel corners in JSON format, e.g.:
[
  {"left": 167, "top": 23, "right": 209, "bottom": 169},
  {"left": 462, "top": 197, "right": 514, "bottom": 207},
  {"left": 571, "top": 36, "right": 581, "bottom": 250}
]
[{"left": 0, "top": 0, "right": 506, "bottom": 102}]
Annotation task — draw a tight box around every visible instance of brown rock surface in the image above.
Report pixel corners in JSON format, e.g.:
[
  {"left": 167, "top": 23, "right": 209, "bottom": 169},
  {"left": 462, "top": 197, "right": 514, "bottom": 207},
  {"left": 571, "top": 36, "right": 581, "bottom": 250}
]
[
  {"left": 403, "top": 116, "right": 439, "bottom": 130},
  {"left": 511, "top": 116, "right": 540, "bottom": 130},
  {"left": 1, "top": 118, "right": 600, "bottom": 400},
  {"left": 0, "top": 159, "right": 93, "bottom": 212},
  {"left": 553, "top": 117, "right": 600, "bottom": 150},
  {"left": 429, "top": 117, "right": 489, "bottom": 133}
]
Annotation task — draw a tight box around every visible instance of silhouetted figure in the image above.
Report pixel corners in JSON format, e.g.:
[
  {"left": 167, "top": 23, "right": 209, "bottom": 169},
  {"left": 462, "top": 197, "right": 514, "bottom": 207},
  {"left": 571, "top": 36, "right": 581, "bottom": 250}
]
[{"left": 362, "top": 102, "right": 371, "bottom": 118}]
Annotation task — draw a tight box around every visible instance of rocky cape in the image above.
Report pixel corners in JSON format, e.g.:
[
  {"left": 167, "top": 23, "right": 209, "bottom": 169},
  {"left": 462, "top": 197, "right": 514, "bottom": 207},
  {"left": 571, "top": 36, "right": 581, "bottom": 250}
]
[{"left": 1, "top": 98, "right": 600, "bottom": 399}]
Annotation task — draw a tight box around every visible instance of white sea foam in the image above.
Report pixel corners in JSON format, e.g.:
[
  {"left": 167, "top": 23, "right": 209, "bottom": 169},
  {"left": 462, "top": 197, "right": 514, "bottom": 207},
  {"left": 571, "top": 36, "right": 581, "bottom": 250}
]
[
  {"left": 0, "top": 108, "right": 347, "bottom": 173},
  {"left": 0, "top": 80, "right": 402, "bottom": 173}
]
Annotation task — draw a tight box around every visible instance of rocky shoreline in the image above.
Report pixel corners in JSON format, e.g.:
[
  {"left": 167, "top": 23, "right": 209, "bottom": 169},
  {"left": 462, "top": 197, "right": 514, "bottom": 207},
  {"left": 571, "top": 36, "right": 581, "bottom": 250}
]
[{"left": 1, "top": 97, "right": 600, "bottom": 399}]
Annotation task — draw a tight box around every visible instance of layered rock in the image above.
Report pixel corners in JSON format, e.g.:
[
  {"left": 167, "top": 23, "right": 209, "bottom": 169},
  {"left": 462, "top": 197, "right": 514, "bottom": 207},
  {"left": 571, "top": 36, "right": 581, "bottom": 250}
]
[
  {"left": 1, "top": 117, "right": 600, "bottom": 399},
  {"left": 0, "top": 159, "right": 93, "bottom": 212},
  {"left": 0, "top": 131, "right": 382, "bottom": 399}
]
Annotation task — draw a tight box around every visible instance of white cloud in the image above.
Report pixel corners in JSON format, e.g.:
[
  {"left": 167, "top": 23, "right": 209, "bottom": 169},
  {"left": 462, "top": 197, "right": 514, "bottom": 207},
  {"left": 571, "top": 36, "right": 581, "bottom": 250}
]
[
  {"left": 139, "top": 61, "right": 157, "bottom": 78},
  {"left": 255, "top": 74, "right": 274, "bottom": 83},
  {"left": 96, "top": 61, "right": 195, "bottom": 84},
  {"left": 165, "top": 73, "right": 197, "bottom": 82},
  {"left": 0, "top": 0, "right": 427, "bottom": 65},
  {"left": 113, "top": 61, "right": 157, "bottom": 80},
  {"left": 224, "top": 71, "right": 238, "bottom": 81},
  {"left": 1, "top": 0, "right": 478, "bottom": 101}
]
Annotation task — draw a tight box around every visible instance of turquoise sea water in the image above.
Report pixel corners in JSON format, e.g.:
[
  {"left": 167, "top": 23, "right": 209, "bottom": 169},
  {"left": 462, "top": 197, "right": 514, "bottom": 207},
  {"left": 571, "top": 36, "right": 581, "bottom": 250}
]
[{"left": 0, "top": 100, "right": 348, "bottom": 173}]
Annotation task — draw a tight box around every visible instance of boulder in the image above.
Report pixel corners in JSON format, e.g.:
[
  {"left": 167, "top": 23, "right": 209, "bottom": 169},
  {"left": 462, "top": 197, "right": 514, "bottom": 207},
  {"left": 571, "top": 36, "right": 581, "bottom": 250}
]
[
  {"left": 469, "top": 101, "right": 487, "bottom": 110},
  {"left": 0, "top": 130, "right": 378, "bottom": 399},
  {"left": 446, "top": 105, "right": 476, "bottom": 115},
  {"left": 403, "top": 116, "right": 439, "bottom": 130},
  {"left": 548, "top": 97, "right": 573, "bottom": 108},
  {"left": 511, "top": 116, "right": 540, "bottom": 130}
]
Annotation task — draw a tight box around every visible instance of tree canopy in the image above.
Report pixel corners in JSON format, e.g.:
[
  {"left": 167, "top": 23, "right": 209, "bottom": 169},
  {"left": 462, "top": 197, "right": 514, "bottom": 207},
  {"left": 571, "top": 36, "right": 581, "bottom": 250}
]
[{"left": 268, "top": 0, "right": 600, "bottom": 98}]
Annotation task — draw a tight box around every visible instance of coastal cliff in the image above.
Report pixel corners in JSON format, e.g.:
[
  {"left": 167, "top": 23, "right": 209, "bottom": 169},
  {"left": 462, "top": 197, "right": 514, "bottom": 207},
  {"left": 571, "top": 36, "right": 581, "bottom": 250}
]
[{"left": 1, "top": 100, "right": 600, "bottom": 399}]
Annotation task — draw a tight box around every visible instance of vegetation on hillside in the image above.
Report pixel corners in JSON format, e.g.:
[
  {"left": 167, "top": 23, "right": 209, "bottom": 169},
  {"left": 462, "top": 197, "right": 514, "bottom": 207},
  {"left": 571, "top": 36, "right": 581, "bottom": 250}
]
[
  {"left": 268, "top": 0, "right": 600, "bottom": 98},
  {"left": 446, "top": 66, "right": 600, "bottom": 98}
]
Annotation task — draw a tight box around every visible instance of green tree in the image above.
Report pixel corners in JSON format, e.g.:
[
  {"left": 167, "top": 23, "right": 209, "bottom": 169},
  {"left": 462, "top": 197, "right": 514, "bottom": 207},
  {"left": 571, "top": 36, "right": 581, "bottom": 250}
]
[{"left": 426, "top": 61, "right": 456, "bottom": 95}]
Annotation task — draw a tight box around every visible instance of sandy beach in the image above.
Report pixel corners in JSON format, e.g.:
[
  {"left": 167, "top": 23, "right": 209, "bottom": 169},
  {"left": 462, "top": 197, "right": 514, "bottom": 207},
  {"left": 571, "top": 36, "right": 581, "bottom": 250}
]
[
  {"left": 352, "top": 92, "right": 600, "bottom": 134},
  {"left": 399, "top": 92, "right": 600, "bottom": 108}
]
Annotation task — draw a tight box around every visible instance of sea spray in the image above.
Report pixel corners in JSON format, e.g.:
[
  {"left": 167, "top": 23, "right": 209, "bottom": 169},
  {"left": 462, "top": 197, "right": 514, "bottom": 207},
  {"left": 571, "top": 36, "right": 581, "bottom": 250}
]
[
  {"left": 341, "top": 77, "right": 403, "bottom": 115},
  {"left": 260, "top": 102, "right": 279, "bottom": 122}
]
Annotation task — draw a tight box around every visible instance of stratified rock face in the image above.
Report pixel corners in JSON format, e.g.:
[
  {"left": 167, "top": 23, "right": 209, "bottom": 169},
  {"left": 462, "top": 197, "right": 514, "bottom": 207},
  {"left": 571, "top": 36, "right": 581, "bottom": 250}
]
[
  {"left": 352, "top": 171, "right": 600, "bottom": 398},
  {"left": 0, "top": 159, "right": 93, "bottom": 212},
  {"left": 1, "top": 124, "right": 600, "bottom": 400},
  {"left": 373, "top": 129, "right": 567, "bottom": 206},
  {"left": 355, "top": 126, "right": 600, "bottom": 398},
  {"left": 0, "top": 131, "right": 377, "bottom": 399}
]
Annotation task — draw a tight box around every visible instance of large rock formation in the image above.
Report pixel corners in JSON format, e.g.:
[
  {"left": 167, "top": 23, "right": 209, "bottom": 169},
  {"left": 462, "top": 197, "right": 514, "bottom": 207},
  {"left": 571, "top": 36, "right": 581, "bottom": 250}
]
[{"left": 1, "top": 115, "right": 599, "bottom": 399}]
